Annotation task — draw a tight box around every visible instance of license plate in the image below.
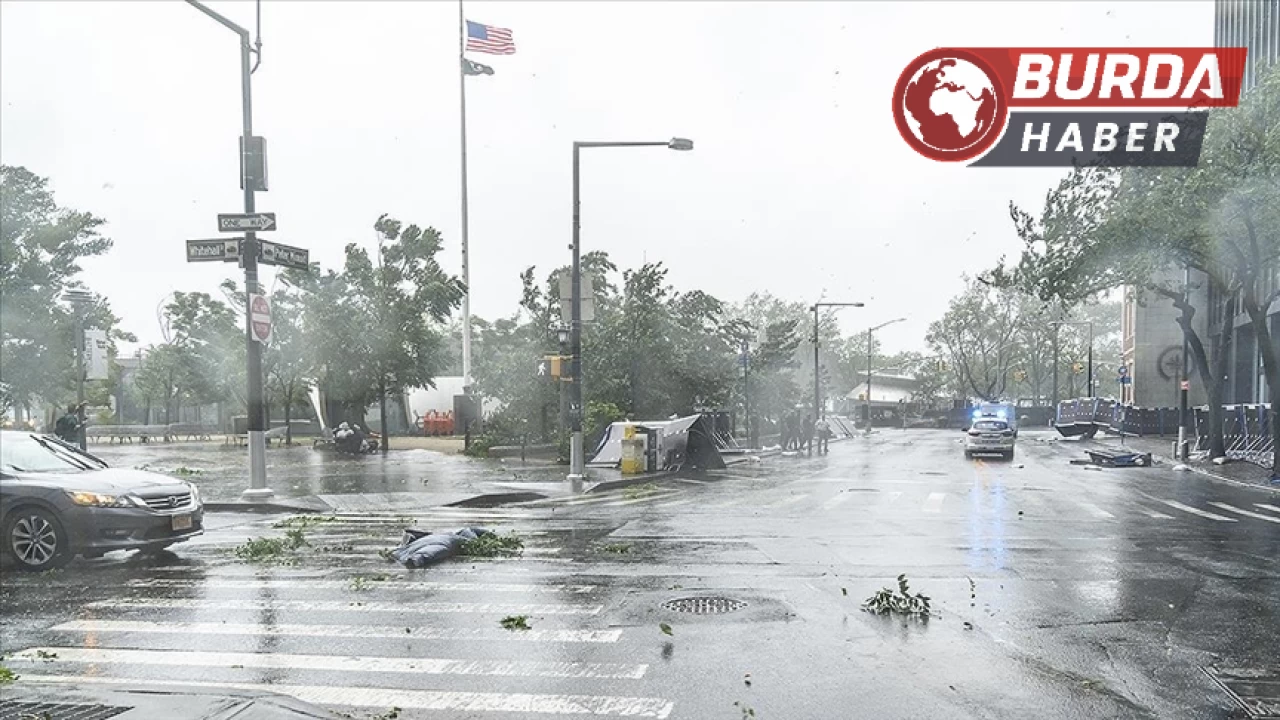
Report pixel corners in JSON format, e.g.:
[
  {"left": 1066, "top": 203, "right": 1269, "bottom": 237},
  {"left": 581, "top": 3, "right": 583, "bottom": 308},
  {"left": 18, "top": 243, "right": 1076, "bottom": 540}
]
[{"left": 171, "top": 514, "right": 193, "bottom": 531}]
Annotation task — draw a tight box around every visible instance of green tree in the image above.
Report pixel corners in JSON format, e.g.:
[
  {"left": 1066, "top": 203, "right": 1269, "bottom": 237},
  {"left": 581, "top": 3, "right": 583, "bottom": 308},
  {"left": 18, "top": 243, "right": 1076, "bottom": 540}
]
[
  {"left": 301, "top": 216, "right": 464, "bottom": 444},
  {"left": 0, "top": 166, "right": 128, "bottom": 420}
]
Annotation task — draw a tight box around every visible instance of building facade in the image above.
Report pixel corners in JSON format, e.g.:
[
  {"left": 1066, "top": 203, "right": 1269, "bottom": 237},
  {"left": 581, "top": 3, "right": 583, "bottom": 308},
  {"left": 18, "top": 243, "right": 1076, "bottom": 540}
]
[{"left": 1123, "top": 1, "right": 1279, "bottom": 408}]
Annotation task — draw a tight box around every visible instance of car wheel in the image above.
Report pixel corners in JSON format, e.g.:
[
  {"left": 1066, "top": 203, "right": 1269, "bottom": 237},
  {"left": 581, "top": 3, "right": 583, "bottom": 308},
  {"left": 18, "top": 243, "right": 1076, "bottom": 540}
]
[
  {"left": 1005, "top": 450, "right": 1016, "bottom": 461},
  {"left": 5, "top": 507, "right": 72, "bottom": 572},
  {"left": 964, "top": 451, "right": 973, "bottom": 459},
  {"left": 139, "top": 542, "right": 176, "bottom": 556}
]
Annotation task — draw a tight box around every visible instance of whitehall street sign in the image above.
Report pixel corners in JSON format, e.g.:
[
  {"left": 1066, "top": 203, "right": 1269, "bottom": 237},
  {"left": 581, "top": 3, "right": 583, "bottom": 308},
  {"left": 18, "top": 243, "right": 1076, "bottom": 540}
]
[
  {"left": 249, "top": 294, "right": 272, "bottom": 344},
  {"left": 187, "top": 238, "right": 240, "bottom": 262},
  {"left": 217, "top": 212, "right": 277, "bottom": 232},
  {"left": 259, "top": 240, "right": 310, "bottom": 271}
]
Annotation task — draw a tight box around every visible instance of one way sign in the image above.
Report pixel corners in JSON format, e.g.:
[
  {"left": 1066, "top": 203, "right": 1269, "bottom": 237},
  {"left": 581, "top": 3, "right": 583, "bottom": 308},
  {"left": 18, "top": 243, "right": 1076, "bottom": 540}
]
[{"left": 218, "top": 212, "right": 277, "bottom": 232}]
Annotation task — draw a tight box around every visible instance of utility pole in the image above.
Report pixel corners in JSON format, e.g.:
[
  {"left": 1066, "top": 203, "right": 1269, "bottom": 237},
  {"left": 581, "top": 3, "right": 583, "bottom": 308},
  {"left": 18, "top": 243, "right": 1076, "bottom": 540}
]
[
  {"left": 62, "top": 289, "right": 93, "bottom": 450},
  {"left": 1178, "top": 264, "right": 1191, "bottom": 460},
  {"left": 741, "top": 337, "right": 751, "bottom": 447},
  {"left": 186, "top": 0, "right": 271, "bottom": 501}
]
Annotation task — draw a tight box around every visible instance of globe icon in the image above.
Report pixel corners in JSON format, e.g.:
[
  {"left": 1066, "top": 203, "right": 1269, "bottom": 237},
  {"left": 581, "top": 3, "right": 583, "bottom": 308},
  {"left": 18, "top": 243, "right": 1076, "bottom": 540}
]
[{"left": 897, "top": 55, "right": 1003, "bottom": 160}]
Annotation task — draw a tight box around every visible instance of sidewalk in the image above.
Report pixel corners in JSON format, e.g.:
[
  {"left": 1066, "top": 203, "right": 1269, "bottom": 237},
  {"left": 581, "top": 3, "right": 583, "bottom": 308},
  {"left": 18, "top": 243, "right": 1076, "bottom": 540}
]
[{"left": 1065, "top": 430, "right": 1277, "bottom": 490}]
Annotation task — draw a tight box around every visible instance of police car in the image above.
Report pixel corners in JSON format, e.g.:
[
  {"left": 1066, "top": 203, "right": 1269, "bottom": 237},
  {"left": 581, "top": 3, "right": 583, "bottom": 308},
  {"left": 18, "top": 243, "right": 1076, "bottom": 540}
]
[{"left": 964, "top": 403, "right": 1017, "bottom": 460}]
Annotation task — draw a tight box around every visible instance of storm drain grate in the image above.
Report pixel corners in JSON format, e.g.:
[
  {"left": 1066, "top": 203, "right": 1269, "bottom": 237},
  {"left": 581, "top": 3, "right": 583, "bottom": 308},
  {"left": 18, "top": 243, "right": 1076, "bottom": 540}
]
[
  {"left": 662, "top": 596, "right": 748, "bottom": 614},
  {"left": 1202, "top": 666, "right": 1280, "bottom": 719},
  {"left": 0, "top": 701, "right": 133, "bottom": 720}
]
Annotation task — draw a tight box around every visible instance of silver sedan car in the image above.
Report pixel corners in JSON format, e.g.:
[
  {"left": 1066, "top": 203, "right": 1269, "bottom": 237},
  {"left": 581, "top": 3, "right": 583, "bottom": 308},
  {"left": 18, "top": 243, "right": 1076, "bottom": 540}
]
[{"left": 0, "top": 430, "right": 203, "bottom": 571}]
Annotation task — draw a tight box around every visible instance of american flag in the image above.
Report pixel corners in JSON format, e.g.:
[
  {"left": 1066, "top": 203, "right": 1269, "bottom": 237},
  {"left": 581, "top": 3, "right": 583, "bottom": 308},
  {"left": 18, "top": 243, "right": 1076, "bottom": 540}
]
[{"left": 465, "top": 20, "right": 515, "bottom": 55}]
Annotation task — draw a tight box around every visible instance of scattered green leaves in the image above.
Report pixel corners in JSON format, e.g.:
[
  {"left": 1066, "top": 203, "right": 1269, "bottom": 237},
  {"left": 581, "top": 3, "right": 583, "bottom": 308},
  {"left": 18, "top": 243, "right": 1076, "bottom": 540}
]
[
  {"left": 34, "top": 649, "right": 58, "bottom": 661},
  {"left": 862, "top": 574, "right": 933, "bottom": 620},
  {"left": 233, "top": 529, "right": 309, "bottom": 564},
  {"left": 600, "top": 542, "right": 632, "bottom": 555},
  {"left": 274, "top": 515, "right": 339, "bottom": 529},
  {"left": 500, "top": 615, "right": 531, "bottom": 631},
  {"left": 459, "top": 532, "right": 524, "bottom": 558},
  {"left": 0, "top": 665, "right": 17, "bottom": 685},
  {"left": 171, "top": 466, "right": 202, "bottom": 476},
  {"left": 623, "top": 483, "right": 659, "bottom": 500},
  {"left": 733, "top": 700, "right": 757, "bottom": 718},
  {"left": 659, "top": 622, "right": 673, "bottom": 636}
]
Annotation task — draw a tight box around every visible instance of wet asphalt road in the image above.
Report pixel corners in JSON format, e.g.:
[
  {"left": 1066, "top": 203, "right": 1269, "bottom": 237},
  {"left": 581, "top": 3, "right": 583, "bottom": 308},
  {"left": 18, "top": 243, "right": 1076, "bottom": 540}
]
[{"left": 2, "top": 429, "right": 1279, "bottom": 719}]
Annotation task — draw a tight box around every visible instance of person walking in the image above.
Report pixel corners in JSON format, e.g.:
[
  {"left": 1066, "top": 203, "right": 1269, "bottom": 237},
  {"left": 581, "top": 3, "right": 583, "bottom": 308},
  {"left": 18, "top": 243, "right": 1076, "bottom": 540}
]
[
  {"left": 801, "top": 413, "right": 815, "bottom": 455},
  {"left": 779, "top": 412, "right": 794, "bottom": 451},
  {"left": 815, "top": 415, "right": 830, "bottom": 455}
]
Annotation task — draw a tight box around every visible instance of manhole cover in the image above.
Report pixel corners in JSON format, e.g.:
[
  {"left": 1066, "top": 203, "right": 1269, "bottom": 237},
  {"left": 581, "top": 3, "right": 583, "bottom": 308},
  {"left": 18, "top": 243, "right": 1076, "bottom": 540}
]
[
  {"left": 662, "top": 596, "right": 748, "bottom": 614},
  {"left": 1203, "top": 666, "right": 1280, "bottom": 719},
  {"left": 0, "top": 701, "right": 133, "bottom": 720}
]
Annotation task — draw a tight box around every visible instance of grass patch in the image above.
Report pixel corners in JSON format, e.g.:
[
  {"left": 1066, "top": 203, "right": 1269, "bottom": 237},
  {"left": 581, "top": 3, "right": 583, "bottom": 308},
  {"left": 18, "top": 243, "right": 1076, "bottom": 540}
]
[
  {"left": 0, "top": 665, "right": 17, "bottom": 684},
  {"left": 500, "top": 615, "right": 531, "bottom": 631},
  {"left": 862, "top": 574, "right": 933, "bottom": 620},
  {"left": 600, "top": 542, "right": 632, "bottom": 554},
  {"left": 171, "top": 466, "right": 202, "bottom": 476},
  {"left": 459, "top": 532, "right": 524, "bottom": 558},
  {"left": 623, "top": 483, "right": 660, "bottom": 500}
]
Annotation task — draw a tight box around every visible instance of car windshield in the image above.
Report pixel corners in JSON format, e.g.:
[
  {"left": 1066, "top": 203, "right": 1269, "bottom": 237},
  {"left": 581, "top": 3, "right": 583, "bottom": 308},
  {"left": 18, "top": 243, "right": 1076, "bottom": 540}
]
[
  {"left": 0, "top": 433, "right": 105, "bottom": 474},
  {"left": 974, "top": 420, "right": 1009, "bottom": 432}
]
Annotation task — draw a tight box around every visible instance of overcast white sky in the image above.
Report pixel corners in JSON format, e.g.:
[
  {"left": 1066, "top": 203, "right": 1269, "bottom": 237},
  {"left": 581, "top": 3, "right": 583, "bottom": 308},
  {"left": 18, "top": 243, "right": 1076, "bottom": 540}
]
[{"left": 0, "top": 1, "right": 1211, "bottom": 355}]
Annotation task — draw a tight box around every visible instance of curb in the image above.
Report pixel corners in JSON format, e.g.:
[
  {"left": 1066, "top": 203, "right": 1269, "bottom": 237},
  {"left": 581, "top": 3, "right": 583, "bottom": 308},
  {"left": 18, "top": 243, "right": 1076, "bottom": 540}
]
[
  {"left": 203, "top": 499, "right": 328, "bottom": 514},
  {"left": 445, "top": 491, "right": 549, "bottom": 508}
]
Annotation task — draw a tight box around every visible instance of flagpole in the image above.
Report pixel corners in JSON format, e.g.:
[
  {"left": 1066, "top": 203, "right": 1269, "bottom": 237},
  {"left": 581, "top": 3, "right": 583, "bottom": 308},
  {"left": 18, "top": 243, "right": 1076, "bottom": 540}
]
[{"left": 457, "top": 0, "right": 473, "bottom": 394}]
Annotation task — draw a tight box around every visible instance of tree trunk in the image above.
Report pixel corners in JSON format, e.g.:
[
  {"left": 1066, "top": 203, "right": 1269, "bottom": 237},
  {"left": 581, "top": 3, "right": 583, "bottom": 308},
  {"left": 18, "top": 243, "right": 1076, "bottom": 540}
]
[
  {"left": 284, "top": 387, "right": 293, "bottom": 447},
  {"left": 379, "top": 377, "right": 389, "bottom": 453},
  {"left": 1243, "top": 301, "right": 1280, "bottom": 475},
  {"left": 1175, "top": 300, "right": 1227, "bottom": 458}
]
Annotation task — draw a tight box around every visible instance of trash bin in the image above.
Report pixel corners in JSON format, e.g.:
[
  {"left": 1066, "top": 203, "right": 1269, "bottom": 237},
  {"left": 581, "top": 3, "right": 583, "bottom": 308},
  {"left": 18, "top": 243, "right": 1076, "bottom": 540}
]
[{"left": 621, "top": 424, "right": 645, "bottom": 475}]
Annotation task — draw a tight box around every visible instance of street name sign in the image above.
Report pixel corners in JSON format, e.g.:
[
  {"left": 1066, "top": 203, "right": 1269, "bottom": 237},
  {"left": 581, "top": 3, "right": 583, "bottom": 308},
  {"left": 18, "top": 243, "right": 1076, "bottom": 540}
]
[
  {"left": 259, "top": 240, "right": 310, "bottom": 271},
  {"left": 187, "top": 238, "right": 240, "bottom": 262},
  {"left": 218, "top": 212, "right": 277, "bottom": 232},
  {"left": 249, "top": 294, "right": 272, "bottom": 344}
]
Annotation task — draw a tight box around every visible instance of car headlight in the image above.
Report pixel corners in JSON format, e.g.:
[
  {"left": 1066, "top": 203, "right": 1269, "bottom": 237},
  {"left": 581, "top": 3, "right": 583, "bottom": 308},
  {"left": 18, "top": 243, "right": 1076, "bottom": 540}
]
[
  {"left": 66, "top": 491, "right": 140, "bottom": 508},
  {"left": 188, "top": 483, "right": 202, "bottom": 504}
]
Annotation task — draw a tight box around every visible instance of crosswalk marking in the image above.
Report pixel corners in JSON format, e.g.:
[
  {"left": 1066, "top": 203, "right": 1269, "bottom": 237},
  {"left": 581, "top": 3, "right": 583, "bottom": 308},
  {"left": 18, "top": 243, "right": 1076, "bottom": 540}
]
[
  {"left": 1077, "top": 502, "right": 1115, "bottom": 519},
  {"left": 51, "top": 620, "right": 623, "bottom": 643},
  {"left": 86, "top": 598, "right": 602, "bottom": 615},
  {"left": 821, "top": 492, "right": 854, "bottom": 510},
  {"left": 1158, "top": 499, "right": 1238, "bottom": 522},
  {"left": 1137, "top": 506, "right": 1175, "bottom": 519},
  {"left": 1254, "top": 503, "right": 1280, "bottom": 515},
  {"left": 1208, "top": 502, "right": 1280, "bottom": 524},
  {"left": 19, "top": 676, "right": 675, "bottom": 718},
  {"left": 126, "top": 578, "right": 595, "bottom": 593},
  {"left": 923, "top": 492, "right": 945, "bottom": 513},
  {"left": 10, "top": 647, "right": 646, "bottom": 680}
]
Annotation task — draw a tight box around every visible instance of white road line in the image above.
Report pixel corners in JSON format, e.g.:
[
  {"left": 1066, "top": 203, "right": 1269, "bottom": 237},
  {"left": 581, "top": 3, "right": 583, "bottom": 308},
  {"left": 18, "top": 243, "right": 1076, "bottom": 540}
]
[
  {"left": 127, "top": 579, "right": 595, "bottom": 593},
  {"left": 1254, "top": 503, "right": 1280, "bottom": 515},
  {"left": 19, "top": 676, "right": 674, "bottom": 718},
  {"left": 1077, "top": 502, "right": 1115, "bottom": 519},
  {"left": 86, "top": 598, "right": 602, "bottom": 615},
  {"left": 1137, "top": 506, "right": 1175, "bottom": 519},
  {"left": 821, "top": 493, "right": 854, "bottom": 511},
  {"left": 51, "top": 620, "right": 622, "bottom": 643},
  {"left": 768, "top": 494, "right": 810, "bottom": 508},
  {"left": 597, "top": 492, "right": 684, "bottom": 508},
  {"left": 1208, "top": 502, "right": 1280, "bottom": 524},
  {"left": 1158, "top": 499, "right": 1238, "bottom": 522},
  {"left": 923, "top": 492, "right": 946, "bottom": 513},
  {"left": 10, "top": 647, "right": 645, "bottom": 680}
]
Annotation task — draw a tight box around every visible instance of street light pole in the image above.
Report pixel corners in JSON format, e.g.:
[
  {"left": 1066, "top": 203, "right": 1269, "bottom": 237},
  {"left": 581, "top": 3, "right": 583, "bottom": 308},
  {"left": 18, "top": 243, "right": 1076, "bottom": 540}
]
[
  {"left": 810, "top": 302, "right": 865, "bottom": 421},
  {"left": 862, "top": 317, "right": 906, "bottom": 433},
  {"left": 1178, "top": 264, "right": 1191, "bottom": 460},
  {"left": 568, "top": 138, "right": 693, "bottom": 485},
  {"left": 185, "top": 0, "right": 271, "bottom": 501}
]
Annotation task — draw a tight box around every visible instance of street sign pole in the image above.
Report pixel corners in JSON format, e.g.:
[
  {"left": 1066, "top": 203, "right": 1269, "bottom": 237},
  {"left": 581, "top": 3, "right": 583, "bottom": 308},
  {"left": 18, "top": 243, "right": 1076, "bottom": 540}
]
[{"left": 188, "top": 0, "right": 272, "bottom": 501}]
